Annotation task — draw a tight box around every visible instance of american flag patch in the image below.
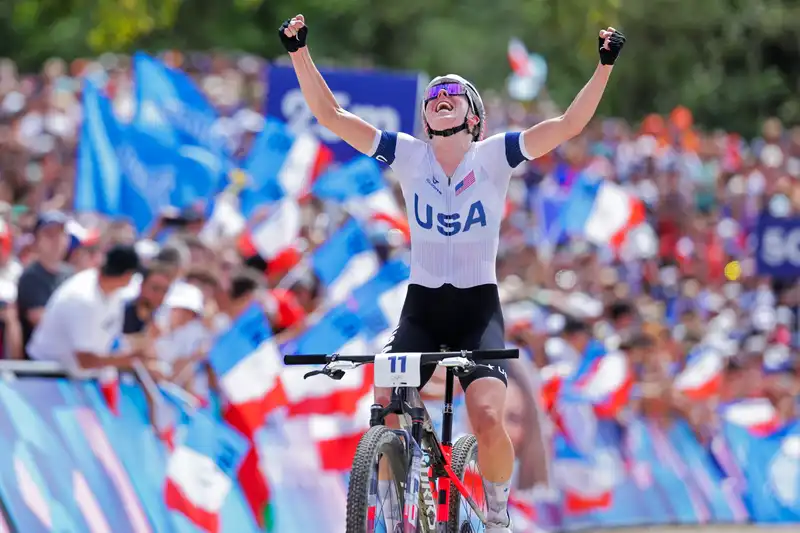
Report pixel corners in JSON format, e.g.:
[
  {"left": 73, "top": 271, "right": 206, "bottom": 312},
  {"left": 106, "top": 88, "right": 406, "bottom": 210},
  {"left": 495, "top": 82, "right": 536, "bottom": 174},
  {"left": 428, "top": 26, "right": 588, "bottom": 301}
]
[{"left": 454, "top": 171, "right": 476, "bottom": 196}]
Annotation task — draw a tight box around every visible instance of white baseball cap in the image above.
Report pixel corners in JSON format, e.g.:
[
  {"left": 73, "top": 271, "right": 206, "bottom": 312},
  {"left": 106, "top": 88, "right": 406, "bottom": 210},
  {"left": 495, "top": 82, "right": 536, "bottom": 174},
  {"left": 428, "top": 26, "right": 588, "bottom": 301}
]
[{"left": 164, "top": 282, "right": 204, "bottom": 315}]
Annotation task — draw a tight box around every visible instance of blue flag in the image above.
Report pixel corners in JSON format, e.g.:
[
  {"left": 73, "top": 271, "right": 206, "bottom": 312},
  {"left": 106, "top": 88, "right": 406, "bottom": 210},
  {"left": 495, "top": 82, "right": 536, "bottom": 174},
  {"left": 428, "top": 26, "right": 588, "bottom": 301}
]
[
  {"left": 75, "top": 81, "right": 123, "bottom": 215},
  {"left": 284, "top": 303, "right": 363, "bottom": 356},
  {"left": 133, "top": 53, "right": 226, "bottom": 153},
  {"left": 76, "top": 80, "right": 223, "bottom": 232},
  {"left": 312, "top": 156, "right": 385, "bottom": 202},
  {"left": 350, "top": 259, "right": 410, "bottom": 338},
  {"left": 311, "top": 219, "right": 373, "bottom": 286},
  {"left": 239, "top": 118, "right": 295, "bottom": 217}
]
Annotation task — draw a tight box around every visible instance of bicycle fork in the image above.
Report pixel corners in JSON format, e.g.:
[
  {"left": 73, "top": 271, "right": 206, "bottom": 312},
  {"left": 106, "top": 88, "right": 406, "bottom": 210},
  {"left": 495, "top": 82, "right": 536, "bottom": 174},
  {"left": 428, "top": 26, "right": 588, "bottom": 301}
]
[{"left": 402, "top": 406, "right": 426, "bottom": 533}]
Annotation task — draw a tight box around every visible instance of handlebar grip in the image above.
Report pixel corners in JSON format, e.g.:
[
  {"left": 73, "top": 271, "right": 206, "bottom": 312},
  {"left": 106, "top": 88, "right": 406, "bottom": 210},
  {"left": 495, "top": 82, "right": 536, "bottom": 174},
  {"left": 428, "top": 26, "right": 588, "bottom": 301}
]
[
  {"left": 469, "top": 348, "right": 519, "bottom": 360},
  {"left": 283, "top": 354, "right": 329, "bottom": 365}
]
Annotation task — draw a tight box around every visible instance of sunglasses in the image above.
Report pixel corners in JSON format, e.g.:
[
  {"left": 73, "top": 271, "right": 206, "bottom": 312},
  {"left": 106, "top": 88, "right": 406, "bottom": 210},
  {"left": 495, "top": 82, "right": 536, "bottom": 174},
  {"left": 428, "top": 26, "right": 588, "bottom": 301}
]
[{"left": 424, "top": 82, "right": 468, "bottom": 103}]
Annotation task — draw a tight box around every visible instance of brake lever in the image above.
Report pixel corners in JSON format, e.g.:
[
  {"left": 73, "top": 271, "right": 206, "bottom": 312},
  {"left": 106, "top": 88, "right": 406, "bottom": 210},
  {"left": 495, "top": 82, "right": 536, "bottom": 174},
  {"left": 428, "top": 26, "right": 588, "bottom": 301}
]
[{"left": 303, "top": 362, "right": 354, "bottom": 380}]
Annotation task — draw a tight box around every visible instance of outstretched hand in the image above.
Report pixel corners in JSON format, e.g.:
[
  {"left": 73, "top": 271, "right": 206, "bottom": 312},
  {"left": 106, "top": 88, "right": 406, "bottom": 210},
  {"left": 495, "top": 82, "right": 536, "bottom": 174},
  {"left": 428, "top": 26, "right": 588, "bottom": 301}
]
[
  {"left": 279, "top": 14, "right": 308, "bottom": 53},
  {"left": 598, "top": 27, "right": 626, "bottom": 66}
]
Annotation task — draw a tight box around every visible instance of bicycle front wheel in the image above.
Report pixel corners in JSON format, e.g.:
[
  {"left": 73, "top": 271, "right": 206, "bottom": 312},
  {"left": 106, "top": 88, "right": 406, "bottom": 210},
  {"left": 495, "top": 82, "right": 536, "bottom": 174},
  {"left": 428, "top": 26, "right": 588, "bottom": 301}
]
[{"left": 346, "top": 425, "right": 408, "bottom": 533}]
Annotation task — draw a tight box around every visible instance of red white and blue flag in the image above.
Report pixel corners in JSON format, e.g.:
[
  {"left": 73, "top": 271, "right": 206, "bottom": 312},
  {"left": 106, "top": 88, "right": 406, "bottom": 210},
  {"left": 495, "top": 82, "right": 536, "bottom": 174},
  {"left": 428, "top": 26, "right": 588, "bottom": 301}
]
[
  {"left": 208, "top": 303, "right": 287, "bottom": 434},
  {"left": 674, "top": 347, "right": 724, "bottom": 401},
  {"left": 562, "top": 343, "right": 633, "bottom": 418},
  {"left": 312, "top": 156, "right": 410, "bottom": 241},
  {"left": 722, "top": 398, "right": 784, "bottom": 438},
  {"left": 164, "top": 409, "right": 249, "bottom": 533}
]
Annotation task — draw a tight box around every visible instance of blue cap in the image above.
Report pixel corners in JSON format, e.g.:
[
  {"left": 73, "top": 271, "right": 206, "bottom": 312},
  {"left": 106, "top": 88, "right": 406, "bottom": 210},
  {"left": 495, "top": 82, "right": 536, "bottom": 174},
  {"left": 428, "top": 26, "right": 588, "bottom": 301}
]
[{"left": 34, "top": 211, "right": 67, "bottom": 233}]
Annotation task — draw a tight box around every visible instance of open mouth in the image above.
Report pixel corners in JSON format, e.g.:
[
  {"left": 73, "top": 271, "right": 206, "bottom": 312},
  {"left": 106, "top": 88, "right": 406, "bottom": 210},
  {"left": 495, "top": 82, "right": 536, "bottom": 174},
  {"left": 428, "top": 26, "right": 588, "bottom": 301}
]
[{"left": 435, "top": 101, "right": 454, "bottom": 113}]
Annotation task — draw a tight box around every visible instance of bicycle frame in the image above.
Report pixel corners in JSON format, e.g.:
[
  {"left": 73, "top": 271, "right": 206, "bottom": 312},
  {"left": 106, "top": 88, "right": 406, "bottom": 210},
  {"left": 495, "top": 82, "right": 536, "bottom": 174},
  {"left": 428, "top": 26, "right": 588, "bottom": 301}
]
[{"left": 369, "top": 366, "right": 486, "bottom": 532}]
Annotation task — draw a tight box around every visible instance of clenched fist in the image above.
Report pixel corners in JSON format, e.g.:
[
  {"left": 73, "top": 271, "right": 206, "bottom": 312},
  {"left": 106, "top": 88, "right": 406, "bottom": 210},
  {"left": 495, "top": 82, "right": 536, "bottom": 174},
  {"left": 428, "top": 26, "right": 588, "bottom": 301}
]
[
  {"left": 279, "top": 14, "right": 308, "bottom": 53},
  {"left": 598, "top": 27, "right": 626, "bottom": 66}
]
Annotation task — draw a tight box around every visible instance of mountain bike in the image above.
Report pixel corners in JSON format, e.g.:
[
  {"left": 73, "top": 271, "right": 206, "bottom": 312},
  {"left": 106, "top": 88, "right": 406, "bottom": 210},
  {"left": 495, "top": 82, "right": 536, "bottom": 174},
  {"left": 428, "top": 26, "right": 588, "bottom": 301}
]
[{"left": 285, "top": 347, "right": 519, "bottom": 533}]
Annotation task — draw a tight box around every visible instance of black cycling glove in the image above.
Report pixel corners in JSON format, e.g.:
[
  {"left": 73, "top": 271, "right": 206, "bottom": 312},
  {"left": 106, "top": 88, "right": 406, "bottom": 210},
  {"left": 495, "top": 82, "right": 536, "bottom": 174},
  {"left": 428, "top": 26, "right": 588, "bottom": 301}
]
[
  {"left": 598, "top": 30, "right": 626, "bottom": 65},
  {"left": 278, "top": 19, "right": 308, "bottom": 53}
]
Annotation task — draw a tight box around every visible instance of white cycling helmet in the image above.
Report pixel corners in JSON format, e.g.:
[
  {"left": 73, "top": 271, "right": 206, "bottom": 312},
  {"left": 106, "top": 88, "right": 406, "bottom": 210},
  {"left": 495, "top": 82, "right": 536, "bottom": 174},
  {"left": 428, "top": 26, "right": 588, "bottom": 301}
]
[{"left": 422, "top": 74, "right": 486, "bottom": 142}]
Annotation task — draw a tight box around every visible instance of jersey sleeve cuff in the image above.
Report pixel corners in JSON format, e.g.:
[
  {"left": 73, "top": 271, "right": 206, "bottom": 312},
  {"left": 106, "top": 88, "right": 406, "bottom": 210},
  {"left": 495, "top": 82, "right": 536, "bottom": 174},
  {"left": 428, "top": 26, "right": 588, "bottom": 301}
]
[
  {"left": 371, "top": 130, "right": 397, "bottom": 165},
  {"left": 505, "top": 131, "right": 532, "bottom": 169}
]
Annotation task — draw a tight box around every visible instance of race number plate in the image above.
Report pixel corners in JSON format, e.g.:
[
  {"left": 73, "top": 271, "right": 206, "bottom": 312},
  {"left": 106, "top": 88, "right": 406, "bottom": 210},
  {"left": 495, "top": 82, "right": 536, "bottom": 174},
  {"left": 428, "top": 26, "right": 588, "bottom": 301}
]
[{"left": 374, "top": 352, "right": 422, "bottom": 388}]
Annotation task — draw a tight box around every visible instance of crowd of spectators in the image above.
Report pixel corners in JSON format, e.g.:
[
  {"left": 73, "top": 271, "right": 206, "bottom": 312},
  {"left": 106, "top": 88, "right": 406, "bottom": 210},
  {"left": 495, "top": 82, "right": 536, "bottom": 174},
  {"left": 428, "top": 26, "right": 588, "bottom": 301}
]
[{"left": 0, "top": 52, "right": 798, "bottom": 458}]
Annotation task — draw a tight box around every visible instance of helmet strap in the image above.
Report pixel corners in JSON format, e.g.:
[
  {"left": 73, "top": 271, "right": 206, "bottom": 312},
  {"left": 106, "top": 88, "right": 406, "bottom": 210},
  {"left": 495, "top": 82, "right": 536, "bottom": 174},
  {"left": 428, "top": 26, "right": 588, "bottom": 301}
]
[
  {"left": 426, "top": 109, "right": 476, "bottom": 139},
  {"left": 426, "top": 119, "right": 469, "bottom": 139}
]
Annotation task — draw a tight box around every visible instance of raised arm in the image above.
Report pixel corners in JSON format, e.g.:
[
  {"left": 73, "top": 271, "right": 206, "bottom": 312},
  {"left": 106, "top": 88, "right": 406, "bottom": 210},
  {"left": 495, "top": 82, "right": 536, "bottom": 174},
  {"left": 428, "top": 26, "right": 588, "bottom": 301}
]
[
  {"left": 521, "top": 27, "right": 626, "bottom": 160},
  {"left": 279, "top": 15, "right": 378, "bottom": 155}
]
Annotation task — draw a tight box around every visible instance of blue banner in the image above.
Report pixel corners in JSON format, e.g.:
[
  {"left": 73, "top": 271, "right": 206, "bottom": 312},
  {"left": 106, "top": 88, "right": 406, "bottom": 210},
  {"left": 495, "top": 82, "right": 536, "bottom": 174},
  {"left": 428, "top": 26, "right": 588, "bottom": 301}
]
[
  {"left": 2, "top": 372, "right": 800, "bottom": 532},
  {"left": 755, "top": 214, "right": 800, "bottom": 278},
  {"left": 265, "top": 64, "right": 421, "bottom": 162}
]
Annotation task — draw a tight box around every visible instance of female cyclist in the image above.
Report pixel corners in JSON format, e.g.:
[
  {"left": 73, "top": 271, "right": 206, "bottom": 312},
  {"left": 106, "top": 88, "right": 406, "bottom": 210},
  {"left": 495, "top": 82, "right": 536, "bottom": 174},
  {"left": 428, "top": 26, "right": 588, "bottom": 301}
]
[{"left": 279, "top": 14, "right": 625, "bottom": 532}]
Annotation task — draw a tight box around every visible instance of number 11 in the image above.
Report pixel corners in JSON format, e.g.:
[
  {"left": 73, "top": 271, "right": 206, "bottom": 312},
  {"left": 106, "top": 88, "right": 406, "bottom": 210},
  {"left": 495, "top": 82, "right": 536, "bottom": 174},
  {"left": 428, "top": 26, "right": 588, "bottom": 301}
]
[{"left": 389, "top": 355, "right": 407, "bottom": 373}]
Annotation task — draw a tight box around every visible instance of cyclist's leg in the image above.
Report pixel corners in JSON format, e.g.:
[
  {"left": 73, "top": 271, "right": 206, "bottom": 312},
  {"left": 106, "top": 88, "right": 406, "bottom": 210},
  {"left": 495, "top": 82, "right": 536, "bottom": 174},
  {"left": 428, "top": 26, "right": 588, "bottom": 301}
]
[
  {"left": 458, "top": 309, "right": 515, "bottom": 528},
  {"left": 375, "top": 317, "right": 438, "bottom": 530}
]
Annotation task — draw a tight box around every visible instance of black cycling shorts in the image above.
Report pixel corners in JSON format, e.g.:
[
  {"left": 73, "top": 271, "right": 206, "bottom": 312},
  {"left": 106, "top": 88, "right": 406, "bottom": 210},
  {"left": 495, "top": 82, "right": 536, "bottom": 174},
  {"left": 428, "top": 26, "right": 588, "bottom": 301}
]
[{"left": 380, "top": 283, "right": 508, "bottom": 391}]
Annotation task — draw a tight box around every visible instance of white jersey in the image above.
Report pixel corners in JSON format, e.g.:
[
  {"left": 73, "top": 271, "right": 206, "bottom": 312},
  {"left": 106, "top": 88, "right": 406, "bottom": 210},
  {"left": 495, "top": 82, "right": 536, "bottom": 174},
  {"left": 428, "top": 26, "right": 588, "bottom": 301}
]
[{"left": 370, "top": 130, "right": 531, "bottom": 289}]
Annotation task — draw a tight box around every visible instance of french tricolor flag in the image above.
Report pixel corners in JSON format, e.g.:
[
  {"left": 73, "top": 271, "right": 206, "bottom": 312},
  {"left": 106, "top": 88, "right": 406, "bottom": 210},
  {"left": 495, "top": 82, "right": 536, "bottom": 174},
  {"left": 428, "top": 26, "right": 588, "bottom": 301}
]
[
  {"left": 208, "top": 303, "right": 287, "bottom": 434},
  {"left": 66, "top": 219, "right": 100, "bottom": 250},
  {"left": 248, "top": 198, "right": 302, "bottom": 262},
  {"left": 561, "top": 173, "right": 646, "bottom": 251},
  {"left": 98, "top": 367, "right": 120, "bottom": 416},
  {"left": 239, "top": 119, "right": 333, "bottom": 216},
  {"left": 309, "top": 392, "right": 373, "bottom": 471},
  {"left": 553, "top": 435, "right": 615, "bottom": 514},
  {"left": 722, "top": 398, "right": 783, "bottom": 437},
  {"left": 312, "top": 156, "right": 409, "bottom": 241},
  {"left": 100, "top": 336, "right": 125, "bottom": 415},
  {"left": 539, "top": 361, "right": 573, "bottom": 413},
  {"left": 164, "top": 410, "right": 249, "bottom": 533},
  {"left": 311, "top": 219, "right": 381, "bottom": 307},
  {"left": 283, "top": 335, "right": 373, "bottom": 418},
  {"left": 674, "top": 348, "right": 724, "bottom": 401},
  {"left": 276, "top": 133, "right": 334, "bottom": 200},
  {"left": 567, "top": 350, "right": 633, "bottom": 418}
]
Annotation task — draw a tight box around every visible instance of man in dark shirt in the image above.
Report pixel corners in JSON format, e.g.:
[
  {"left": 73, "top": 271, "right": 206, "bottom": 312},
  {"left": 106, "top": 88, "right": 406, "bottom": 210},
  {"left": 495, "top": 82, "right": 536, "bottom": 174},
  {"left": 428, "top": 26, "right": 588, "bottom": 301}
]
[
  {"left": 122, "top": 262, "right": 174, "bottom": 334},
  {"left": 16, "top": 211, "right": 71, "bottom": 357}
]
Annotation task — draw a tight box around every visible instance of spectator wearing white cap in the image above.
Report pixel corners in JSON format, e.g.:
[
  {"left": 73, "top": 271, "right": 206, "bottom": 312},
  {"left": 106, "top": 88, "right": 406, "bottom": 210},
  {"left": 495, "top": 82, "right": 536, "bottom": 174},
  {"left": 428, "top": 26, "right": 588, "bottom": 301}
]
[{"left": 153, "top": 281, "right": 211, "bottom": 392}]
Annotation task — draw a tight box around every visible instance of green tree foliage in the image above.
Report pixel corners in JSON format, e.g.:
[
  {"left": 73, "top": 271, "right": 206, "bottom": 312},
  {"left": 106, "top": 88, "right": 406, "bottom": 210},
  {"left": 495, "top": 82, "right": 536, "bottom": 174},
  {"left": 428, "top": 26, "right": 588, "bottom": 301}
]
[{"left": 3, "top": 0, "right": 799, "bottom": 135}]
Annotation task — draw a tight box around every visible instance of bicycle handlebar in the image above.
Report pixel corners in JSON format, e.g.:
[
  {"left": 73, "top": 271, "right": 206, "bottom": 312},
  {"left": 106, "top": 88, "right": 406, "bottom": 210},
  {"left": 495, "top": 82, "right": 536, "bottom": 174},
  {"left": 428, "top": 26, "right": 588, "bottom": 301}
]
[{"left": 283, "top": 348, "right": 519, "bottom": 366}]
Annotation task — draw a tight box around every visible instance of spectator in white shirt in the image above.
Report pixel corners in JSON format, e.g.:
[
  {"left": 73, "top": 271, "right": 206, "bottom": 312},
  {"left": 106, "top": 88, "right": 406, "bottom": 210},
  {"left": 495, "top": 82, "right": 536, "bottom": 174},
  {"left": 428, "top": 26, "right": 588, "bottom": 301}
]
[{"left": 27, "top": 244, "right": 144, "bottom": 373}]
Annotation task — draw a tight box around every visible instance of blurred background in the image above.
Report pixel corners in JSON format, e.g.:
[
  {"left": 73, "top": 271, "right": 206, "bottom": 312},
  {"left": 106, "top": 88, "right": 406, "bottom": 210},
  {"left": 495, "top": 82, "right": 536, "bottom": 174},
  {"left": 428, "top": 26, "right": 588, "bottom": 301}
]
[{"left": 0, "top": 1, "right": 798, "bottom": 533}]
